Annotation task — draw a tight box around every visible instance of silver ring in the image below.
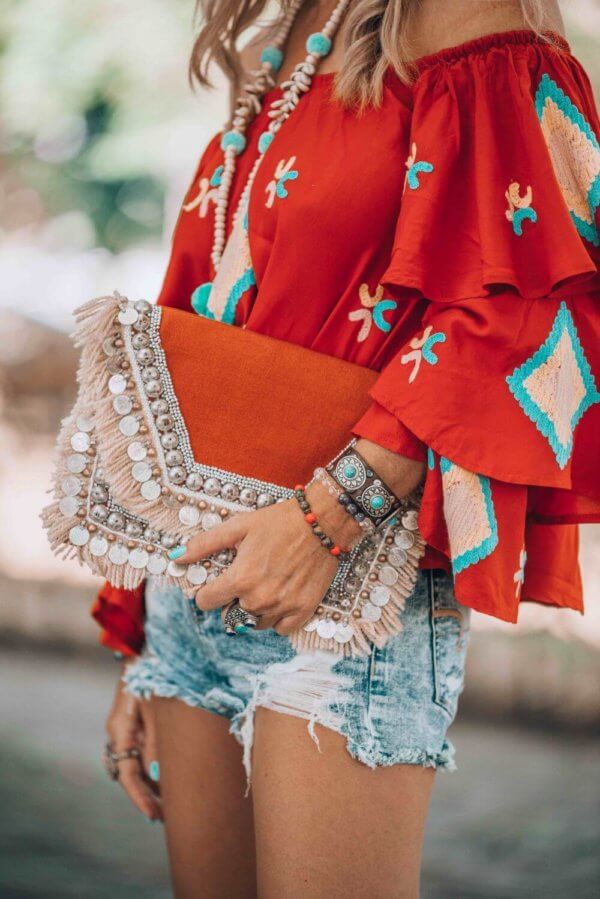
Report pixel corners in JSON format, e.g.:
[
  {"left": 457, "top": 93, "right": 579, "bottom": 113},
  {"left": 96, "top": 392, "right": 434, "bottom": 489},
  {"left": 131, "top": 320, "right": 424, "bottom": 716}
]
[
  {"left": 102, "top": 741, "right": 141, "bottom": 781},
  {"left": 224, "top": 600, "right": 259, "bottom": 635}
]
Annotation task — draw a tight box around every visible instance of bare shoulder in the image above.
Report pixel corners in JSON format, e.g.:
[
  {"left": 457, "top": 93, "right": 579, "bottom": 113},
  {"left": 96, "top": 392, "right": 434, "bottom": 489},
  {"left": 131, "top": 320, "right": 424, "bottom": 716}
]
[{"left": 407, "top": 0, "right": 565, "bottom": 60}]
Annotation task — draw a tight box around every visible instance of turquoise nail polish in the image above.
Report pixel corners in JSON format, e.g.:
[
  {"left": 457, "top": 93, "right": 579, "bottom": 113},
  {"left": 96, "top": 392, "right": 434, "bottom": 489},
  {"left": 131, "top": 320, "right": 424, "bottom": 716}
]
[
  {"left": 234, "top": 623, "right": 248, "bottom": 635},
  {"left": 168, "top": 545, "right": 186, "bottom": 560},
  {"left": 149, "top": 761, "right": 160, "bottom": 782}
]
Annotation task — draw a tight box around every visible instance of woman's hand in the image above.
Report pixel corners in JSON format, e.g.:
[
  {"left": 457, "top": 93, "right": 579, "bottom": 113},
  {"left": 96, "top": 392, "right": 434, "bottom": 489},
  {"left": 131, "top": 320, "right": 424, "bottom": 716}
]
[
  {"left": 105, "top": 670, "right": 163, "bottom": 822},
  {"left": 176, "top": 480, "right": 361, "bottom": 635}
]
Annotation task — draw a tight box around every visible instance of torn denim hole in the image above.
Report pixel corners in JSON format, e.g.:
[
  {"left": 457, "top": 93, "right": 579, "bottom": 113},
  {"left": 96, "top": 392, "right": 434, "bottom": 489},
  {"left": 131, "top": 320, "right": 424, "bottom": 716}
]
[{"left": 230, "top": 651, "right": 353, "bottom": 794}]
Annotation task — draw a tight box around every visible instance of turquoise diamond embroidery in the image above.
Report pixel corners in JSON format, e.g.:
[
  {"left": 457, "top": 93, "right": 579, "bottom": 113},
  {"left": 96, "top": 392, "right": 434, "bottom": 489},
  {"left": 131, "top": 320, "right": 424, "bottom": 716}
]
[
  {"left": 440, "top": 457, "right": 499, "bottom": 574},
  {"left": 535, "top": 74, "right": 600, "bottom": 246},
  {"left": 506, "top": 302, "right": 599, "bottom": 469}
]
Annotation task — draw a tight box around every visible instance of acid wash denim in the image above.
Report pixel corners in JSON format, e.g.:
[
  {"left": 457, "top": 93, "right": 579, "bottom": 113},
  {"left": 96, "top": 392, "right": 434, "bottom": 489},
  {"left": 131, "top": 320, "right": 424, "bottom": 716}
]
[{"left": 125, "top": 569, "right": 470, "bottom": 783}]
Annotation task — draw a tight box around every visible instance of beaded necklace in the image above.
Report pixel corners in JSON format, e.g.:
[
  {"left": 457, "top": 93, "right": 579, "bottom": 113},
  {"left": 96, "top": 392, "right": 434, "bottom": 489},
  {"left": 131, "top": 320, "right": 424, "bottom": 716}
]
[{"left": 209, "top": 0, "right": 351, "bottom": 276}]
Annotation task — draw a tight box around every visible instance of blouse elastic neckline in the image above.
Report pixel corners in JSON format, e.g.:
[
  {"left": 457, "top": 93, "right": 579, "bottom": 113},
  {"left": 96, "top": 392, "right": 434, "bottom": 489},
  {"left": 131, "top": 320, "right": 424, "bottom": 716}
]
[{"left": 413, "top": 29, "right": 570, "bottom": 72}]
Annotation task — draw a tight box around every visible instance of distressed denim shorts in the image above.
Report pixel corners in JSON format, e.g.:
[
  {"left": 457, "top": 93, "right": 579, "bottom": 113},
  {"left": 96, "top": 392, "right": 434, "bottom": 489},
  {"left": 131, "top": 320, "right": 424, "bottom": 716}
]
[{"left": 125, "top": 569, "right": 470, "bottom": 780}]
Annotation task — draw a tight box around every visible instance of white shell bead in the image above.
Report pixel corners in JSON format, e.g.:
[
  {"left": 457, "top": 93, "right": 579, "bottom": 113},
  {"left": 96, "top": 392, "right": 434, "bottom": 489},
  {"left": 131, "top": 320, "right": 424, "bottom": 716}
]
[
  {"left": 316, "top": 619, "right": 337, "bottom": 640},
  {"left": 113, "top": 395, "right": 133, "bottom": 416},
  {"left": 108, "top": 543, "right": 129, "bottom": 565},
  {"left": 67, "top": 453, "right": 87, "bottom": 474},
  {"left": 370, "top": 585, "right": 391, "bottom": 607},
  {"left": 394, "top": 530, "right": 415, "bottom": 550},
  {"left": 76, "top": 416, "right": 94, "bottom": 432},
  {"left": 59, "top": 496, "right": 80, "bottom": 517},
  {"left": 129, "top": 548, "right": 149, "bottom": 569},
  {"left": 202, "top": 512, "right": 222, "bottom": 530},
  {"left": 378, "top": 566, "right": 399, "bottom": 587},
  {"left": 118, "top": 306, "right": 139, "bottom": 325},
  {"left": 334, "top": 624, "right": 354, "bottom": 644},
  {"left": 127, "top": 442, "right": 147, "bottom": 461},
  {"left": 141, "top": 480, "right": 161, "bottom": 501},
  {"left": 70, "top": 432, "right": 90, "bottom": 453},
  {"left": 187, "top": 564, "right": 208, "bottom": 586},
  {"left": 108, "top": 374, "right": 127, "bottom": 395},
  {"left": 179, "top": 505, "right": 201, "bottom": 527},
  {"left": 89, "top": 536, "right": 109, "bottom": 557},
  {"left": 402, "top": 511, "right": 419, "bottom": 531},
  {"left": 69, "top": 526, "right": 90, "bottom": 547},
  {"left": 361, "top": 602, "right": 382, "bottom": 622},
  {"left": 119, "top": 415, "right": 140, "bottom": 437},
  {"left": 61, "top": 475, "right": 82, "bottom": 496},
  {"left": 146, "top": 553, "right": 168, "bottom": 575},
  {"left": 132, "top": 461, "right": 153, "bottom": 483}
]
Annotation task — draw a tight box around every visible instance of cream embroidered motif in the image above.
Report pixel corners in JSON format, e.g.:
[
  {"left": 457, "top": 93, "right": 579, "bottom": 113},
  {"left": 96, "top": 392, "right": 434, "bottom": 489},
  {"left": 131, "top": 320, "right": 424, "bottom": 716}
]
[
  {"left": 401, "top": 326, "right": 446, "bottom": 382},
  {"left": 513, "top": 547, "right": 527, "bottom": 596},
  {"left": 265, "top": 157, "right": 299, "bottom": 208},
  {"left": 348, "top": 284, "right": 397, "bottom": 342},
  {"left": 505, "top": 182, "right": 538, "bottom": 236},
  {"left": 440, "top": 457, "right": 499, "bottom": 575},
  {"left": 183, "top": 165, "right": 223, "bottom": 218},
  {"left": 535, "top": 73, "right": 600, "bottom": 246}
]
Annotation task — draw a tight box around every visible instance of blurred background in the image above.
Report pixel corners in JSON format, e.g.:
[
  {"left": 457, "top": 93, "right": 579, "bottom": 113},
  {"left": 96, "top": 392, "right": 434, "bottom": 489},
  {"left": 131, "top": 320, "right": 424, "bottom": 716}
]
[{"left": 0, "top": 1, "right": 598, "bottom": 896}]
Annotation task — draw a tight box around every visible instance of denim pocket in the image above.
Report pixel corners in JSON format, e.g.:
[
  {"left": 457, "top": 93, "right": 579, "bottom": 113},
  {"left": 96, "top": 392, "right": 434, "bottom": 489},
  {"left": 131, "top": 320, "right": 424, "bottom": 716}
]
[{"left": 428, "top": 570, "right": 470, "bottom": 719}]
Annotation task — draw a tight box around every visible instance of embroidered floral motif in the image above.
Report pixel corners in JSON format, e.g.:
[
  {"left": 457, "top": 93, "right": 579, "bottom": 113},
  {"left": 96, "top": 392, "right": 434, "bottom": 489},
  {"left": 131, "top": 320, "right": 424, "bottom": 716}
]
[
  {"left": 404, "top": 142, "right": 434, "bottom": 192},
  {"left": 506, "top": 301, "right": 600, "bottom": 469},
  {"left": 401, "top": 326, "right": 446, "bottom": 382},
  {"left": 348, "top": 284, "right": 398, "bottom": 342},
  {"left": 440, "top": 457, "right": 499, "bottom": 575},
  {"left": 505, "top": 182, "right": 538, "bottom": 235},
  {"left": 427, "top": 448, "right": 436, "bottom": 471},
  {"left": 183, "top": 165, "right": 223, "bottom": 218},
  {"left": 535, "top": 73, "right": 600, "bottom": 246},
  {"left": 514, "top": 548, "right": 527, "bottom": 596},
  {"left": 265, "top": 157, "right": 299, "bottom": 208}
]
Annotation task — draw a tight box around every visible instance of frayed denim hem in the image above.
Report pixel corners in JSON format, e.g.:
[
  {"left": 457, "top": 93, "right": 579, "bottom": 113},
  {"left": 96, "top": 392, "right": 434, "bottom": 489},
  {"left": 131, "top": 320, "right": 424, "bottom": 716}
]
[
  {"left": 123, "top": 657, "right": 243, "bottom": 719},
  {"left": 344, "top": 736, "right": 457, "bottom": 772}
]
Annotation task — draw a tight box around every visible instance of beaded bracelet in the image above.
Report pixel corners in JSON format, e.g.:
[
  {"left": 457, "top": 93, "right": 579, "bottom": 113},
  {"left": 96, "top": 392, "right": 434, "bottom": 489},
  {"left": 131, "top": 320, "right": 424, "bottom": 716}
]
[
  {"left": 310, "top": 467, "right": 376, "bottom": 538},
  {"left": 293, "top": 485, "right": 350, "bottom": 561},
  {"left": 326, "top": 442, "right": 402, "bottom": 529}
]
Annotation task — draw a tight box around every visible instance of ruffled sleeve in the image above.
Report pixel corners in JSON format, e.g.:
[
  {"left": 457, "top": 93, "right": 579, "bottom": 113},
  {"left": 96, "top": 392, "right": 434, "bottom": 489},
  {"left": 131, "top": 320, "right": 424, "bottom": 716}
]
[{"left": 355, "top": 32, "right": 600, "bottom": 622}]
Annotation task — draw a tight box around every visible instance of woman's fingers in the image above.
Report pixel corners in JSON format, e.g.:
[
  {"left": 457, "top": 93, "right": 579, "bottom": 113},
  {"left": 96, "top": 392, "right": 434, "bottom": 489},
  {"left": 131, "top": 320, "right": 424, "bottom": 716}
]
[
  {"left": 195, "top": 568, "right": 241, "bottom": 611},
  {"left": 116, "top": 754, "right": 163, "bottom": 821},
  {"left": 139, "top": 699, "right": 161, "bottom": 796},
  {"left": 172, "top": 515, "right": 249, "bottom": 564}
]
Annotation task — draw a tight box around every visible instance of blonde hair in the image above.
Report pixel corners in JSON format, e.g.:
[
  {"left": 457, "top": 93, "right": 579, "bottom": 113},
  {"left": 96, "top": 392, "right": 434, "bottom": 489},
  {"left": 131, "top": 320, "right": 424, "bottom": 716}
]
[{"left": 190, "top": 0, "right": 547, "bottom": 110}]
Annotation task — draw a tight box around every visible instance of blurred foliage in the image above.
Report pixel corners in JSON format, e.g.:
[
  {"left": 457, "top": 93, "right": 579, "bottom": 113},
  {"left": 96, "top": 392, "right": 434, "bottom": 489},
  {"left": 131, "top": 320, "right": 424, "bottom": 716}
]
[
  {"left": 0, "top": 0, "right": 196, "bottom": 251},
  {"left": 0, "top": 1, "right": 598, "bottom": 253}
]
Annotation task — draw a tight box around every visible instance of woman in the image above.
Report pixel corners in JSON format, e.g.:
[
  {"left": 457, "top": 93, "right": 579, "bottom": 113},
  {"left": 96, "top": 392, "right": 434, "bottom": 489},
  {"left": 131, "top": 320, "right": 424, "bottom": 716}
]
[{"left": 95, "top": 1, "right": 599, "bottom": 895}]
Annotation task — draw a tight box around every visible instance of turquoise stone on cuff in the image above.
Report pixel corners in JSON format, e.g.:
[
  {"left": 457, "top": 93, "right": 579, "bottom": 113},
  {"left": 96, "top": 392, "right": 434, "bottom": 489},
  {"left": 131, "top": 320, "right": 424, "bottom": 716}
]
[
  {"left": 260, "top": 46, "right": 284, "bottom": 71},
  {"left": 234, "top": 623, "right": 249, "bottom": 635},
  {"left": 306, "top": 32, "right": 332, "bottom": 56},
  {"left": 370, "top": 495, "right": 385, "bottom": 510},
  {"left": 220, "top": 130, "right": 246, "bottom": 155},
  {"left": 258, "top": 131, "right": 274, "bottom": 154},
  {"left": 343, "top": 464, "right": 357, "bottom": 478}
]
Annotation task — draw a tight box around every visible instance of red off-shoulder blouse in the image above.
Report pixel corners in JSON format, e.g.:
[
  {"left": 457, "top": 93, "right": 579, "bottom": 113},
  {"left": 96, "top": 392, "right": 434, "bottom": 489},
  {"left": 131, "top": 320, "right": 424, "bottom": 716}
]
[{"left": 93, "top": 31, "right": 599, "bottom": 654}]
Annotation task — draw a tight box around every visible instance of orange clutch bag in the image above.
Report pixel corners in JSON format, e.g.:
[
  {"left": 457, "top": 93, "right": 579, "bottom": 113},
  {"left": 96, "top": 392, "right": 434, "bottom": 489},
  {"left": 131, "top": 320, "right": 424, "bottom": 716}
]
[{"left": 43, "top": 294, "right": 424, "bottom": 655}]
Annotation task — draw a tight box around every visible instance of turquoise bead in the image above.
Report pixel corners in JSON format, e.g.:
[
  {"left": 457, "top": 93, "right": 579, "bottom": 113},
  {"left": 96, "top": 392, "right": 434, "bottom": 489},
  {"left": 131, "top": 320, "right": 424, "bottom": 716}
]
[
  {"left": 260, "top": 46, "right": 284, "bottom": 72},
  {"left": 306, "top": 32, "right": 332, "bottom": 56},
  {"left": 370, "top": 495, "right": 385, "bottom": 510},
  {"left": 234, "top": 623, "right": 249, "bottom": 635},
  {"left": 220, "top": 130, "right": 246, "bottom": 155},
  {"left": 258, "top": 131, "right": 274, "bottom": 154},
  {"left": 191, "top": 281, "right": 213, "bottom": 316},
  {"left": 343, "top": 464, "right": 357, "bottom": 478}
]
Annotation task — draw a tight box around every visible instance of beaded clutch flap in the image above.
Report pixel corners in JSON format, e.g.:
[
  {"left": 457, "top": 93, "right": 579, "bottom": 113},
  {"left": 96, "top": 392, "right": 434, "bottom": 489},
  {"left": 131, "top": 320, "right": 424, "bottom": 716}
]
[{"left": 43, "top": 293, "right": 424, "bottom": 655}]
